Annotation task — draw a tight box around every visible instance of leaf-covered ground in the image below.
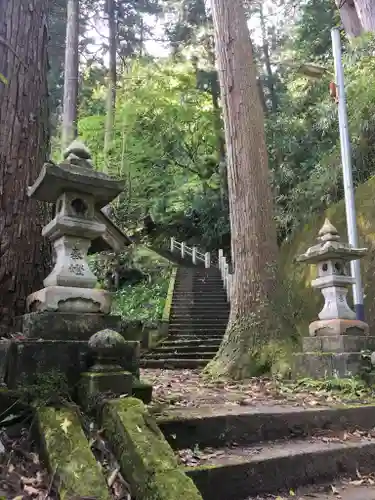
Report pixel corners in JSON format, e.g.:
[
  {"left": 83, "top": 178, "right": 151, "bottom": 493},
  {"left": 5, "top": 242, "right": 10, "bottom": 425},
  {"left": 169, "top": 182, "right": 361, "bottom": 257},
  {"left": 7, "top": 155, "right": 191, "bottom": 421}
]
[{"left": 141, "top": 369, "right": 375, "bottom": 413}]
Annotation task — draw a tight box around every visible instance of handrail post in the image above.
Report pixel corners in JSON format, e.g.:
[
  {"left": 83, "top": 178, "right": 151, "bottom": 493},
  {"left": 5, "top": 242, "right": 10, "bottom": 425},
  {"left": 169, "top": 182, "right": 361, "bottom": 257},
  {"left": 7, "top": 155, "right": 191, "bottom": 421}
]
[
  {"left": 205, "top": 252, "right": 211, "bottom": 268},
  {"left": 218, "top": 249, "right": 223, "bottom": 271},
  {"left": 192, "top": 246, "right": 197, "bottom": 265},
  {"left": 181, "top": 241, "right": 185, "bottom": 258},
  {"left": 227, "top": 274, "right": 232, "bottom": 301},
  {"left": 170, "top": 237, "right": 175, "bottom": 252}
]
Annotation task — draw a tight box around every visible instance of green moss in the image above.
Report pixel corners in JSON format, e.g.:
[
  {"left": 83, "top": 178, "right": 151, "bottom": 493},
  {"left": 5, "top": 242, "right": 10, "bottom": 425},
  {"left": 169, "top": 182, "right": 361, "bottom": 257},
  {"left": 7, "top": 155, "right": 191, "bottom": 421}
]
[
  {"left": 162, "top": 267, "right": 178, "bottom": 323},
  {"left": 145, "top": 469, "right": 203, "bottom": 500},
  {"left": 102, "top": 397, "right": 202, "bottom": 500},
  {"left": 37, "top": 406, "right": 110, "bottom": 500}
]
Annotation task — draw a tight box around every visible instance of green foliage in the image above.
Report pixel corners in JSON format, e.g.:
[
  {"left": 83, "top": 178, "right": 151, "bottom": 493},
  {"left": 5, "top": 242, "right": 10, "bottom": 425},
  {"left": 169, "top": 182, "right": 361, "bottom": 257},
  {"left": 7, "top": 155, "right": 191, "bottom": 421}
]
[
  {"left": 79, "top": 60, "right": 229, "bottom": 249},
  {"left": 287, "top": 376, "right": 372, "bottom": 399},
  {"left": 112, "top": 266, "right": 171, "bottom": 322}
]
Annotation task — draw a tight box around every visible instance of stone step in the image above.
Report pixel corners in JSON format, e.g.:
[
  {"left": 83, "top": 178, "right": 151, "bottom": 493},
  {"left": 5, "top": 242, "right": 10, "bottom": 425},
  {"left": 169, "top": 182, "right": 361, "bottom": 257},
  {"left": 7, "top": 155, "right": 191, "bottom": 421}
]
[
  {"left": 169, "top": 312, "right": 229, "bottom": 318},
  {"left": 169, "top": 325, "right": 226, "bottom": 332},
  {"left": 155, "top": 343, "right": 221, "bottom": 353},
  {"left": 139, "top": 358, "right": 209, "bottom": 369},
  {"left": 167, "top": 332, "right": 225, "bottom": 339},
  {"left": 184, "top": 437, "right": 375, "bottom": 500},
  {"left": 161, "top": 338, "right": 222, "bottom": 346},
  {"left": 169, "top": 318, "right": 228, "bottom": 325},
  {"left": 158, "top": 404, "right": 375, "bottom": 450},
  {"left": 143, "top": 351, "right": 216, "bottom": 360}
]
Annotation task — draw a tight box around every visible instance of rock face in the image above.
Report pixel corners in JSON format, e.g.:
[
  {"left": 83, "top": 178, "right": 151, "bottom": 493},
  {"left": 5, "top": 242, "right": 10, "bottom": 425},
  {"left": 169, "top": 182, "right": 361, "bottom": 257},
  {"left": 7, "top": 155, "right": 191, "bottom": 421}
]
[{"left": 280, "top": 176, "right": 375, "bottom": 336}]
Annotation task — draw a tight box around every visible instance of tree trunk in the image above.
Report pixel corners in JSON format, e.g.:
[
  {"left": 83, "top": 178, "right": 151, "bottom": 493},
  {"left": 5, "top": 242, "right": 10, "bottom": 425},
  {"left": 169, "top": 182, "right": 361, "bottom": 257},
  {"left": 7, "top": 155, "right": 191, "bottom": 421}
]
[
  {"left": 61, "top": 0, "right": 79, "bottom": 151},
  {"left": 353, "top": 0, "right": 375, "bottom": 31},
  {"left": 205, "top": 0, "right": 284, "bottom": 379},
  {"left": 0, "top": 0, "right": 51, "bottom": 334},
  {"left": 103, "top": 0, "right": 117, "bottom": 173},
  {"left": 335, "top": 0, "right": 363, "bottom": 37}
]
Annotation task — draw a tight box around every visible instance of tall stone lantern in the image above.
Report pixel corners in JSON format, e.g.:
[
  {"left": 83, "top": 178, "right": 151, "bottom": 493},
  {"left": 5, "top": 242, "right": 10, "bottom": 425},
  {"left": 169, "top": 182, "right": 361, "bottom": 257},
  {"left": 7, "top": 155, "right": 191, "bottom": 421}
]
[
  {"left": 294, "top": 218, "right": 374, "bottom": 378},
  {"left": 21, "top": 141, "right": 124, "bottom": 340}
]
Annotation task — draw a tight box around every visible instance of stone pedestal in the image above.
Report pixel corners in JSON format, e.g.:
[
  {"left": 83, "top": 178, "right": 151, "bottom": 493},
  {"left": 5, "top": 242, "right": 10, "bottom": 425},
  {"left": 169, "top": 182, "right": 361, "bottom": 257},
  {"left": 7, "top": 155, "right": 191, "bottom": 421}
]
[
  {"left": 15, "top": 312, "right": 123, "bottom": 341},
  {"left": 294, "top": 219, "right": 369, "bottom": 379}
]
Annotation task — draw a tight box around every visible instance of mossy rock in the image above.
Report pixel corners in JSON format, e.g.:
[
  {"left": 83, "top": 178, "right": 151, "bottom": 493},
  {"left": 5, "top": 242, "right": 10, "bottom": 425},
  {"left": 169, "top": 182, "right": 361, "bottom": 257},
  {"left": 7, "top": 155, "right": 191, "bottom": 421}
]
[
  {"left": 102, "top": 397, "right": 202, "bottom": 500},
  {"left": 280, "top": 175, "right": 375, "bottom": 336},
  {"left": 37, "top": 406, "right": 111, "bottom": 500}
]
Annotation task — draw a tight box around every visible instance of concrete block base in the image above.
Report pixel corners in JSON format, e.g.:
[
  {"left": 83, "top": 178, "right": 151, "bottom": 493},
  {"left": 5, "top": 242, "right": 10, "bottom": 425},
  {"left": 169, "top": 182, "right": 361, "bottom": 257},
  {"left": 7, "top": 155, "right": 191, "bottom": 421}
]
[{"left": 293, "top": 352, "right": 362, "bottom": 379}]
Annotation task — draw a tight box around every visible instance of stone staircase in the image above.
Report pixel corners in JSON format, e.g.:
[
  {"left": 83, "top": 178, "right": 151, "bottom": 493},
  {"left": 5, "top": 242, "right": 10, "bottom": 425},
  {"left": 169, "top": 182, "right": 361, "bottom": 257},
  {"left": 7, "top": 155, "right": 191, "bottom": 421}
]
[
  {"left": 141, "top": 239, "right": 231, "bottom": 369},
  {"left": 156, "top": 403, "right": 375, "bottom": 500}
]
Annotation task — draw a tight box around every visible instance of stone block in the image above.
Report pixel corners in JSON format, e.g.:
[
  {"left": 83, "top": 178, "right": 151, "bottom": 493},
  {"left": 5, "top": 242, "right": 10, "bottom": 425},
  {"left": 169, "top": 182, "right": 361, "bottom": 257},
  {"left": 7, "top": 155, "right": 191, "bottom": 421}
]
[
  {"left": 16, "top": 311, "right": 122, "bottom": 340},
  {"left": 102, "top": 398, "right": 202, "bottom": 500},
  {"left": 309, "top": 318, "right": 369, "bottom": 337},
  {"left": 293, "top": 352, "right": 362, "bottom": 379},
  {"left": 5, "top": 339, "right": 140, "bottom": 391},
  {"left": 132, "top": 378, "right": 153, "bottom": 403},
  {"left": 37, "top": 406, "right": 111, "bottom": 500},
  {"left": 79, "top": 371, "right": 133, "bottom": 409},
  {"left": 27, "top": 285, "right": 112, "bottom": 314},
  {"left": 303, "top": 335, "right": 375, "bottom": 353}
]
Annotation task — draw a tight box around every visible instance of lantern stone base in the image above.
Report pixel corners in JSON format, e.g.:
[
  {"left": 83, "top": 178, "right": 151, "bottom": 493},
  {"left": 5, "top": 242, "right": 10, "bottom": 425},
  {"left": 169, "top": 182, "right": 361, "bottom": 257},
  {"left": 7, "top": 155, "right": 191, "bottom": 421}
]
[
  {"left": 309, "top": 318, "right": 369, "bottom": 337},
  {"left": 26, "top": 286, "right": 112, "bottom": 314},
  {"left": 303, "top": 335, "right": 375, "bottom": 353},
  {"left": 292, "top": 352, "right": 363, "bottom": 379},
  {"left": 0, "top": 339, "right": 140, "bottom": 393},
  {"left": 15, "top": 312, "right": 122, "bottom": 341}
]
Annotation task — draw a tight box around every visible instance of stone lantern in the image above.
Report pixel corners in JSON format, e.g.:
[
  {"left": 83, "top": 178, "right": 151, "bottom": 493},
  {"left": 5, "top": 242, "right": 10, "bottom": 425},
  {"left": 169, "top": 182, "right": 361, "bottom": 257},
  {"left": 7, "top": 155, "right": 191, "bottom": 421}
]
[
  {"left": 26, "top": 141, "right": 123, "bottom": 315},
  {"left": 294, "top": 218, "right": 374, "bottom": 378},
  {"left": 297, "top": 218, "right": 368, "bottom": 336}
]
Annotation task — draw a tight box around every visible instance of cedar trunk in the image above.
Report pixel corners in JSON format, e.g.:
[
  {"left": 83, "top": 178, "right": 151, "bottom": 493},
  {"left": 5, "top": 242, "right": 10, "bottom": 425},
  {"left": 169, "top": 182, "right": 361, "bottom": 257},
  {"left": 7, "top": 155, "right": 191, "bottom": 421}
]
[
  {"left": 353, "top": 0, "right": 375, "bottom": 31},
  {"left": 206, "top": 0, "right": 281, "bottom": 379},
  {"left": 103, "top": 0, "right": 117, "bottom": 172},
  {"left": 61, "top": 0, "right": 79, "bottom": 151},
  {"left": 0, "top": 0, "right": 51, "bottom": 333}
]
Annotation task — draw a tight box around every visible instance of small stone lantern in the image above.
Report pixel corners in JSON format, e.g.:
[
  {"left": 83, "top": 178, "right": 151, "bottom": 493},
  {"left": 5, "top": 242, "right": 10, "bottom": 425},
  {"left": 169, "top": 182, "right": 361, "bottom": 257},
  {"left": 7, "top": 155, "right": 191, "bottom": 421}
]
[
  {"left": 26, "top": 141, "right": 123, "bottom": 314},
  {"left": 297, "top": 218, "right": 368, "bottom": 337}
]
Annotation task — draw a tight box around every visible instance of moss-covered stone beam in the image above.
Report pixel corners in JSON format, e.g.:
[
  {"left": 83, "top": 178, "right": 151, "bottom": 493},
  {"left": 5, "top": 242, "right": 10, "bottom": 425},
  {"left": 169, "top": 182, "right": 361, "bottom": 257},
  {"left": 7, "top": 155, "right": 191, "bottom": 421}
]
[
  {"left": 102, "top": 397, "right": 202, "bottom": 500},
  {"left": 37, "top": 405, "right": 111, "bottom": 500}
]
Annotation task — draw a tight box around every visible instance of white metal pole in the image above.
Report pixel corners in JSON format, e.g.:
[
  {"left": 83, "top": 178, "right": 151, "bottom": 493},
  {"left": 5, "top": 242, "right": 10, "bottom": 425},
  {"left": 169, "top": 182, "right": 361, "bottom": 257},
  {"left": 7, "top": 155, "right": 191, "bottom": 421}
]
[{"left": 331, "top": 28, "right": 364, "bottom": 321}]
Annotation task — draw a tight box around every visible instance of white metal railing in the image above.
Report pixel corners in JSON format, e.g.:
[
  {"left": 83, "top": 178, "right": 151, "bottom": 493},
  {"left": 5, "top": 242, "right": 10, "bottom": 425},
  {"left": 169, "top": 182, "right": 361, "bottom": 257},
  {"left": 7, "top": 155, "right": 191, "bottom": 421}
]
[{"left": 170, "top": 237, "right": 233, "bottom": 302}]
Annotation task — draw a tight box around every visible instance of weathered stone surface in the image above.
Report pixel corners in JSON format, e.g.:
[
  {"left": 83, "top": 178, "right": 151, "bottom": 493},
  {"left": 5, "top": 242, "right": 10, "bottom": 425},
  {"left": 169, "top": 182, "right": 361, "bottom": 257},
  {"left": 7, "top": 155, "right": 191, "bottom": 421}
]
[
  {"left": 79, "top": 371, "right": 133, "bottom": 409},
  {"left": 102, "top": 398, "right": 202, "bottom": 500},
  {"left": 27, "top": 286, "right": 112, "bottom": 314},
  {"left": 309, "top": 318, "right": 369, "bottom": 337},
  {"left": 88, "top": 328, "right": 128, "bottom": 372},
  {"left": 132, "top": 378, "right": 153, "bottom": 403},
  {"left": 5, "top": 339, "right": 139, "bottom": 390},
  {"left": 303, "top": 335, "right": 375, "bottom": 353},
  {"left": 0, "top": 341, "right": 10, "bottom": 386},
  {"left": 292, "top": 352, "right": 362, "bottom": 378},
  {"left": 37, "top": 406, "right": 111, "bottom": 500},
  {"left": 17, "top": 311, "right": 122, "bottom": 340},
  {"left": 158, "top": 404, "right": 375, "bottom": 450},
  {"left": 6, "top": 340, "right": 88, "bottom": 391}
]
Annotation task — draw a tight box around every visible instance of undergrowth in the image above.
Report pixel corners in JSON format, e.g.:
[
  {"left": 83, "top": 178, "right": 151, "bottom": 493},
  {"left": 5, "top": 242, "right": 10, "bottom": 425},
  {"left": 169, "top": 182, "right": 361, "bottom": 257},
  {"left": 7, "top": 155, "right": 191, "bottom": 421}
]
[
  {"left": 280, "top": 376, "right": 375, "bottom": 400},
  {"left": 112, "top": 266, "right": 171, "bottom": 322}
]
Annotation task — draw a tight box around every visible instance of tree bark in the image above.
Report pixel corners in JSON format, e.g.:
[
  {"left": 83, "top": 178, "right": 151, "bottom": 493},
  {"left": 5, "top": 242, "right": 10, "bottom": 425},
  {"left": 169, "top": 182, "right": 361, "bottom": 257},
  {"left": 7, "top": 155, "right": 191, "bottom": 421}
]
[
  {"left": 205, "top": 0, "right": 283, "bottom": 379},
  {"left": 335, "top": 0, "right": 363, "bottom": 38},
  {"left": 353, "top": 0, "right": 375, "bottom": 32},
  {"left": 103, "top": 0, "right": 117, "bottom": 172},
  {"left": 61, "top": 0, "right": 79, "bottom": 151},
  {"left": 0, "top": 0, "right": 51, "bottom": 333}
]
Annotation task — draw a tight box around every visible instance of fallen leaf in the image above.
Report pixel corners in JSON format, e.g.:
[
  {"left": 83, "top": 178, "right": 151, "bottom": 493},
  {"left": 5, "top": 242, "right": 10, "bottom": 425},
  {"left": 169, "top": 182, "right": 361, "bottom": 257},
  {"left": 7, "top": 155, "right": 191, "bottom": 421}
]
[{"left": 60, "top": 417, "right": 72, "bottom": 434}]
